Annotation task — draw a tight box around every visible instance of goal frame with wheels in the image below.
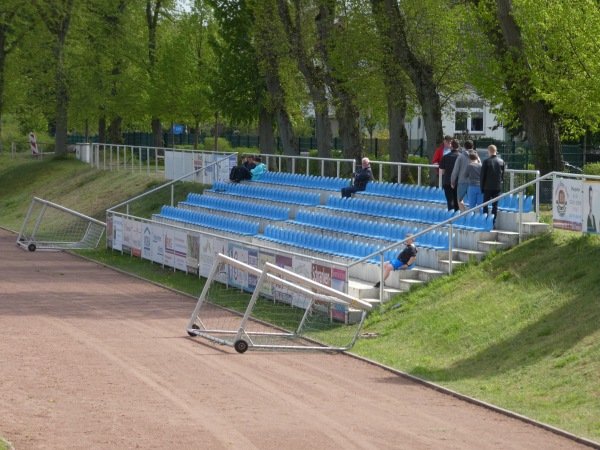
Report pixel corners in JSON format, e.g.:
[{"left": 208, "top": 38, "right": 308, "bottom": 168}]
[{"left": 187, "top": 253, "right": 371, "bottom": 353}]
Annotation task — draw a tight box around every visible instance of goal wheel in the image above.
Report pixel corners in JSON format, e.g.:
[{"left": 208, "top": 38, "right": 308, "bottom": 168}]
[
  {"left": 234, "top": 339, "right": 249, "bottom": 354},
  {"left": 28, "top": 243, "right": 36, "bottom": 252},
  {"left": 187, "top": 323, "right": 200, "bottom": 337}
]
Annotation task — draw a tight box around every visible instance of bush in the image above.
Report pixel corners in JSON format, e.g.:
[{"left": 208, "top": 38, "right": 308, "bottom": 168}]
[
  {"left": 583, "top": 162, "right": 600, "bottom": 176},
  {"left": 202, "top": 137, "right": 231, "bottom": 152}
]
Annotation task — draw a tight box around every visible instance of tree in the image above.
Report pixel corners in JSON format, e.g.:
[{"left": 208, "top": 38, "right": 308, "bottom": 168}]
[
  {"left": 35, "top": 0, "right": 76, "bottom": 156},
  {"left": 0, "top": 0, "right": 32, "bottom": 152},
  {"left": 208, "top": 0, "right": 275, "bottom": 153},
  {"left": 275, "top": 0, "right": 333, "bottom": 164},
  {"left": 251, "top": 0, "right": 299, "bottom": 156}
]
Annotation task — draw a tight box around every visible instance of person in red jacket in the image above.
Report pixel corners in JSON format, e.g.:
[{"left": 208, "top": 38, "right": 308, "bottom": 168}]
[{"left": 432, "top": 135, "right": 453, "bottom": 173}]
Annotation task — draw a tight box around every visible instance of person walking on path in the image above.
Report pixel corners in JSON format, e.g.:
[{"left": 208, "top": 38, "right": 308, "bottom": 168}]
[
  {"left": 439, "top": 139, "right": 461, "bottom": 211},
  {"left": 451, "top": 140, "right": 477, "bottom": 212},
  {"left": 480, "top": 145, "right": 505, "bottom": 228}
]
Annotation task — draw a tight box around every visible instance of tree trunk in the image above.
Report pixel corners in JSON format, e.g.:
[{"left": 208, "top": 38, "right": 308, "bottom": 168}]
[
  {"left": 265, "top": 69, "right": 297, "bottom": 156},
  {"left": 109, "top": 117, "right": 123, "bottom": 144},
  {"left": 54, "top": 51, "right": 69, "bottom": 157},
  {"left": 152, "top": 118, "right": 162, "bottom": 148},
  {"left": 494, "top": 0, "right": 562, "bottom": 173},
  {"left": 0, "top": 41, "right": 5, "bottom": 154},
  {"left": 276, "top": 0, "right": 333, "bottom": 172},
  {"left": 194, "top": 120, "right": 199, "bottom": 150},
  {"left": 336, "top": 89, "right": 363, "bottom": 165},
  {"left": 370, "top": 0, "right": 443, "bottom": 160},
  {"left": 258, "top": 106, "right": 275, "bottom": 155}
]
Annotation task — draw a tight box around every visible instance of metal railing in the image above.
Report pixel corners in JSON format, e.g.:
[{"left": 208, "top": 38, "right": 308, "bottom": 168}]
[{"left": 254, "top": 153, "right": 355, "bottom": 178}]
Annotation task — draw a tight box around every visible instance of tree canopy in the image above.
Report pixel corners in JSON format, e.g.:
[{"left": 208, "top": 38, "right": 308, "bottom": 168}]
[{"left": 0, "top": 0, "right": 598, "bottom": 168}]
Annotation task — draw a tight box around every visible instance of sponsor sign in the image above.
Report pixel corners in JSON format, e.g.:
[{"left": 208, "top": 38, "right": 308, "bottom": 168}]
[
  {"left": 583, "top": 181, "right": 600, "bottom": 234},
  {"left": 132, "top": 220, "right": 142, "bottom": 257},
  {"left": 186, "top": 234, "right": 200, "bottom": 275},
  {"left": 113, "top": 215, "right": 123, "bottom": 251},
  {"left": 552, "top": 178, "right": 583, "bottom": 232}
]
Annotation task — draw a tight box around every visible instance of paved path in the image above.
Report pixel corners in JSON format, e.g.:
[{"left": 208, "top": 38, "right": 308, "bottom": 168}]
[{"left": 0, "top": 230, "right": 588, "bottom": 449}]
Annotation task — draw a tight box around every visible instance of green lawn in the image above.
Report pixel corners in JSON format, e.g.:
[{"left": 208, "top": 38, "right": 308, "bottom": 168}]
[{"left": 1, "top": 152, "right": 599, "bottom": 443}]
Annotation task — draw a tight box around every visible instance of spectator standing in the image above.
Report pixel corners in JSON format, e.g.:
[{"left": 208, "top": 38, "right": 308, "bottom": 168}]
[
  {"left": 466, "top": 152, "right": 484, "bottom": 213},
  {"left": 480, "top": 145, "right": 505, "bottom": 227},
  {"left": 439, "top": 139, "right": 461, "bottom": 211},
  {"left": 432, "top": 135, "right": 453, "bottom": 171},
  {"left": 341, "top": 157, "right": 373, "bottom": 198},
  {"left": 373, "top": 234, "right": 417, "bottom": 288},
  {"left": 451, "top": 140, "right": 476, "bottom": 212}
]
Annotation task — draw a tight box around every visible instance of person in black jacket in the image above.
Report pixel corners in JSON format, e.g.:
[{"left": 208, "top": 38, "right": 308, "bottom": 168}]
[
  {"left": 439, "top": 139, "right": 461, "bottom": 211},
  {"left": 480, "top": 145, "right": 505, "bottom": 227},
  {"left": 341, "top": 157, "right": 373, "bottom": 198}
]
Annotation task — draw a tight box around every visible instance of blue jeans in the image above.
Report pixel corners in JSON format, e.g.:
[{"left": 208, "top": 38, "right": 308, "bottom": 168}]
[{"left": 467, "top": 185, "right": 484, "bottom": 213}]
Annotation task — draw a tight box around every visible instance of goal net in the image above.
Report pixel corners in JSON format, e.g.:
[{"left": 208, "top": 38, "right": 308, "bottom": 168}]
[
  {"left": 17, "top": 197, "right": 106, "bottom": 252},
  {"left": 187, "top": 253, "right": 372, "bottom": 353}
]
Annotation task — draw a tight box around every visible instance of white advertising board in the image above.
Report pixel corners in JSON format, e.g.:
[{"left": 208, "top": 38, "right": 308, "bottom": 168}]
[
  {"left": 552, "top": 178, "right": 583, "bottom": 232},
  {"left": 583, "top": 181, "right": 600, "bottom": 234}
]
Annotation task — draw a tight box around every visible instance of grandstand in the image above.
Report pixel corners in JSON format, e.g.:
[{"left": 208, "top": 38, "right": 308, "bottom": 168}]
[{"left": 145, "top": 169, "right": 549, "bottom": 309}]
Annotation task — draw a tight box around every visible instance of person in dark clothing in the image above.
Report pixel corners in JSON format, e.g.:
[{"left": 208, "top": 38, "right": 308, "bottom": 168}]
[
  {"left": 341, "top": 157, "right": 373, "bottom": 198},
  {"left": 480, "top": 145, "right": 505, "bottom": 227},
  {"left": 229, "top": 155, "right": 256, "bottom": 182},
  {"left": 439, "top": 139, "right": 461, "bottom": 211},
  {"left": 373, "top": 234, "right": 417, "bottom": 288}
]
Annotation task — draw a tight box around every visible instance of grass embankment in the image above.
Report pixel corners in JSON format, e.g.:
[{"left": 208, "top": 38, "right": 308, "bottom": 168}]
[{"left": 1, "top": 152, "right": 599, "bottom": 443}]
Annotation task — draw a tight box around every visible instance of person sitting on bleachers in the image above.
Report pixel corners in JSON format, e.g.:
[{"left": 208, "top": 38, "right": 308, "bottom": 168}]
[
  {"left": 373, "top": 234, "right": 417, "bottom": 288},
  {"left": 341, "top": 157, "right": 373, "bottom": 198},
  {"left": 229, "top": 155, "right": 257, "bottom": 183},
  {"left": 250, "top": 156, "right": 267, "bottom": 180}
]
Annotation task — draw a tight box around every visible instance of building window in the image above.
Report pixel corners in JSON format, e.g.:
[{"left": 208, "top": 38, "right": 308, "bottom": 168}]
[{"left": 454, "top": 101, "right": 484, "bottom": 134}]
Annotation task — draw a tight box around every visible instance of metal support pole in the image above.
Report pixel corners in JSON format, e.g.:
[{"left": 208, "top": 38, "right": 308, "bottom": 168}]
[{"left": 448, "top": 223, "right": 453, "bottom": 275}]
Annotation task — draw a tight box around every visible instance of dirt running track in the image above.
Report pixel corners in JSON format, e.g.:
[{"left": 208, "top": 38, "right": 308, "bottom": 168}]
[{"left": 0, "top": 230, "right": 589, "bottom": 450}]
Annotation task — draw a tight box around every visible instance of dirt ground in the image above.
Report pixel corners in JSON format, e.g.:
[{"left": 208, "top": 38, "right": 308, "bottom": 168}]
[{"left": 0, "top": 229, "right": 591, "bottom": 449}]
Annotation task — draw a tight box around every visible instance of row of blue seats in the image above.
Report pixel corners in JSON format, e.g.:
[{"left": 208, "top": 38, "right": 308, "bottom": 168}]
[
  {"left": 154, "top": 206, "right": 259, "bottom": 236},
  {"left": 498, "top": 194, "right": 534, "bottom": 212},
  {"left": 320, "top": 197, "right": 494, "bottom": 231},
  {"left": 259, "top": 172, "right": 348, "bottom": 191},
  {"left": 210, "top": 181, "right": 320, "bottom": 206},
  {"left": 260, "top": 225, "right": 453, "bottom": 261},
  {"left": 292, "top": 210, "right": 455, "bottom": 248},
  {"left": 293, "top": 210, "right": 418, "bottom": 241},
  {"left": 182, "top": 193, "right": 290, "bottom": 221},
  {"left": 260, "top": 226, "right": 384, "bottom": 262},
  {"left": 364, "top": 182, "right": 446, "bottom": 204}
]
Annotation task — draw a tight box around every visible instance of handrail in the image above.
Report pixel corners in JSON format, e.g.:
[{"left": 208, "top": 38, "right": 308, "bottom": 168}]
[{"left": 254, "top": 153, "right": 355, "bottom": 178}]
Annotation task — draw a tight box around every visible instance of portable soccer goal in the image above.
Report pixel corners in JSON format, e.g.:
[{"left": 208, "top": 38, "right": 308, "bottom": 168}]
[
  {"left": 187, "top": 253, "right": 372, "bottom": 353},
  {"left": 17, "top": 197, "right": 106, "bottom": 252}
]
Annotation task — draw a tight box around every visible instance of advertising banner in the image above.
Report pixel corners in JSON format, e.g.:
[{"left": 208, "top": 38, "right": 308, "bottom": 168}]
[
  {"left": 151, "top": 224, "right": 164, "bottom": 264},
  {"left": 199, "top": 235, "right": 215, "bottom": 278},
  {"left": 274, "top": 255, "right": 294, "bottom": 305},
  {"left": 122, "top": 218, "right": 133, "bottom": 255},
  {"left": 173, "top": 229, "right": 188, "bottom": 271},
  {"left": 106, "top": 214, "right": 113, "bottom": 249},
  {"left": 258, "top": 251, "right": 276, "bottom": 298},
  {"left": 132, "top": 220, "right": 142, "bottom": 257},
  {"left": 186, "top": 233, "right": 200, "bottom": 275},
  {"left": 227, "top": 243, "right": 249, "bottom": 290},
  {"left": 292, "top": 258, "right": 313, "bottom": 309},
  {"left": 142, "top": 223, "right": 153, "bottom": 261},
  {"left": 164, "top": 227, "right": 175, "bottom": 268},
  {"left": 113, "top": 215, "right": 123, "bottom": 252},
  {"left": 583, "top": 181, "right": 600, "bottom": 234},
  {"left": 552, "top": 178, "right": 583, "bottom": 232}
]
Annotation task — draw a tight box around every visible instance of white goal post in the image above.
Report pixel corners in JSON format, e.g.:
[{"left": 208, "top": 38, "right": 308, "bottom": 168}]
[
  {"left": 187, "top": 253, "right": 372, "bottom": 353},
  {"left": 17, "top": 197, "right": 106, "bottom": 252}
]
